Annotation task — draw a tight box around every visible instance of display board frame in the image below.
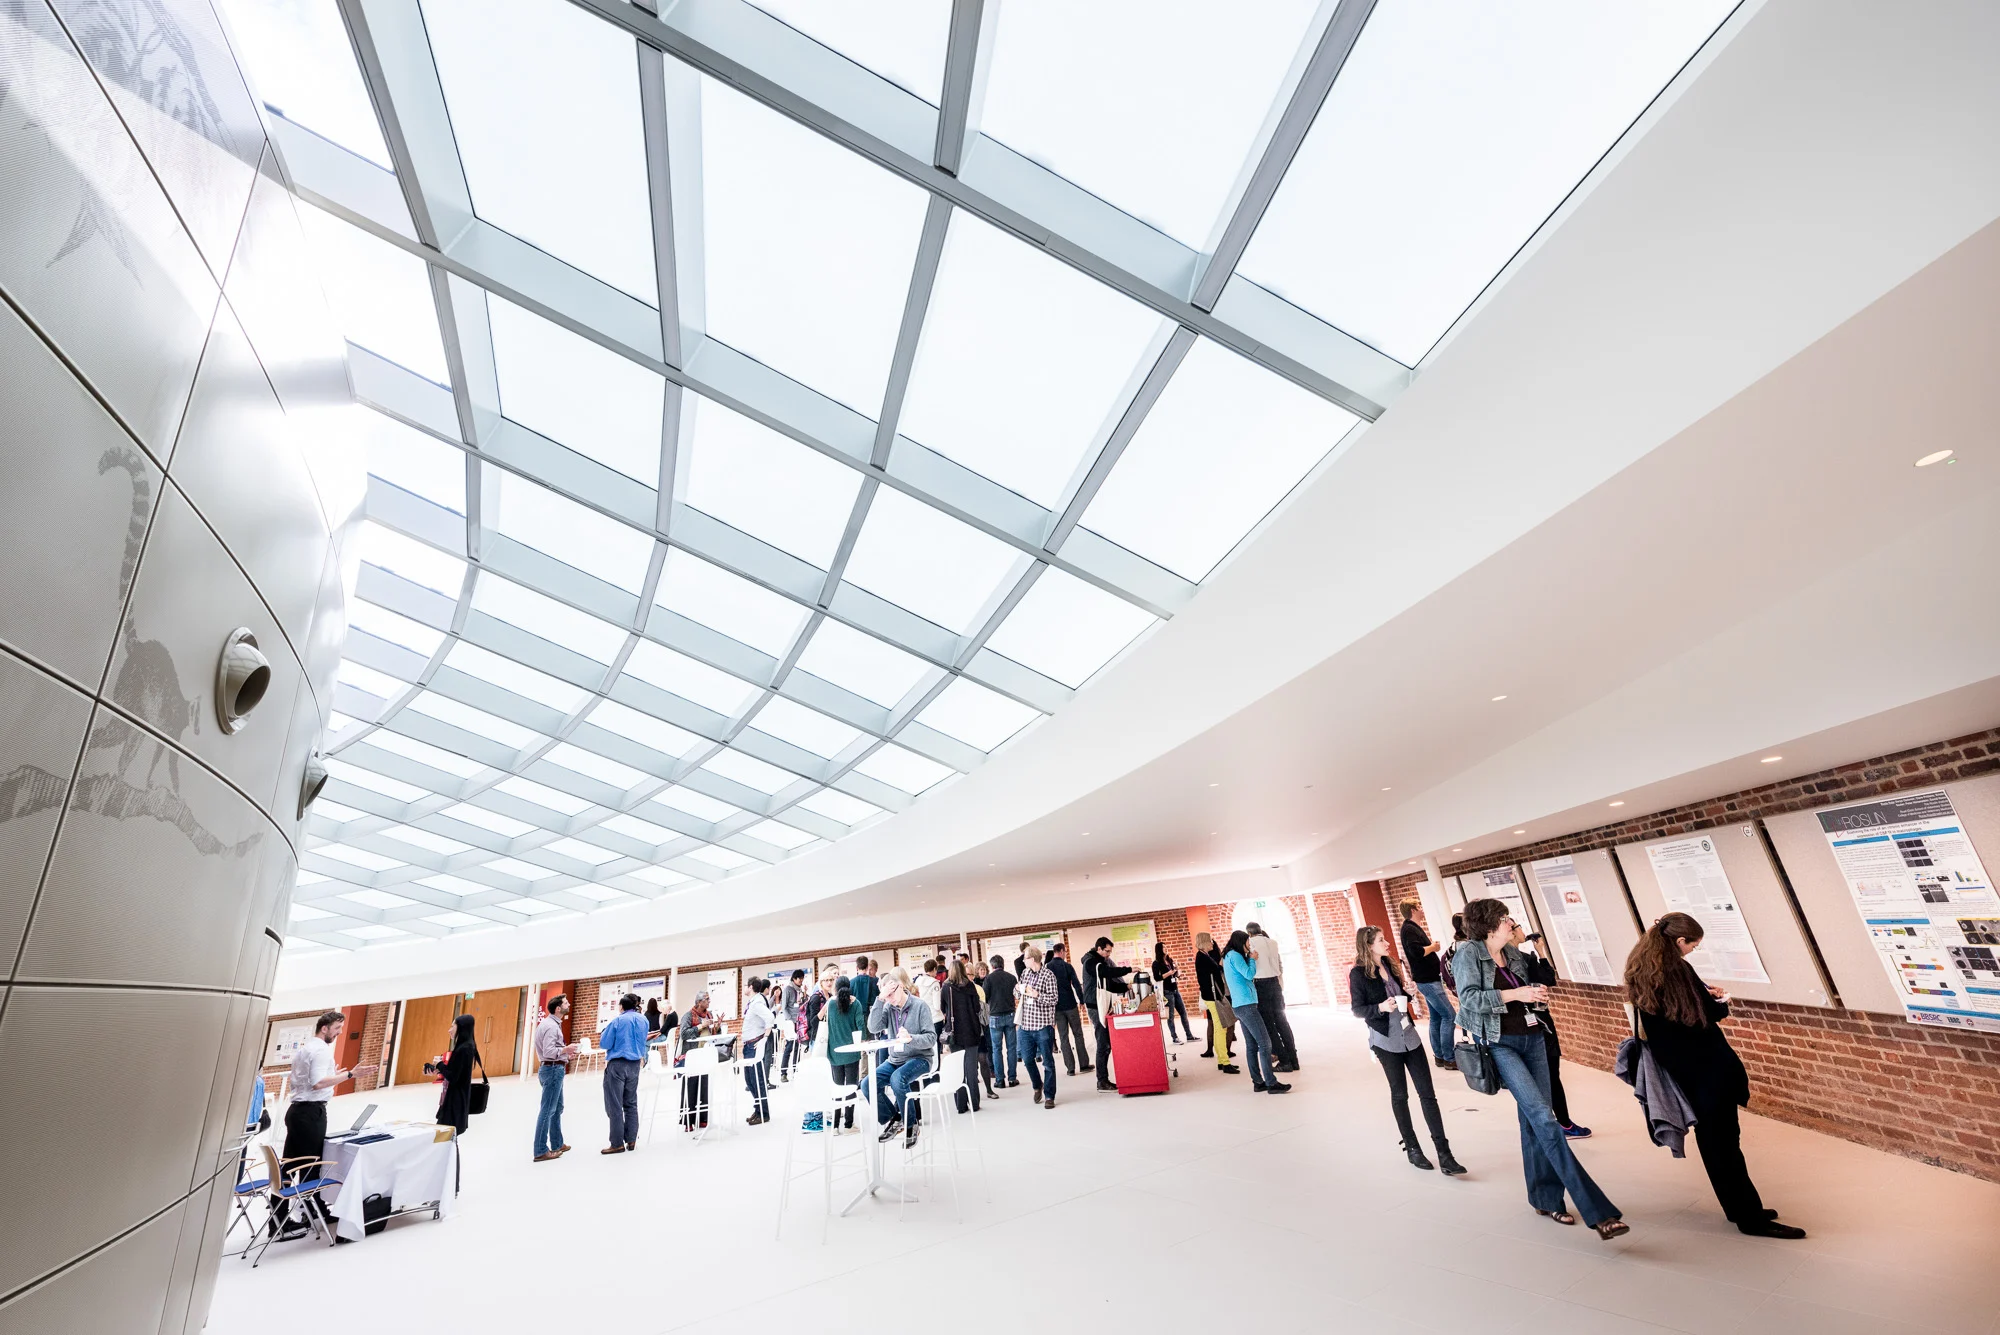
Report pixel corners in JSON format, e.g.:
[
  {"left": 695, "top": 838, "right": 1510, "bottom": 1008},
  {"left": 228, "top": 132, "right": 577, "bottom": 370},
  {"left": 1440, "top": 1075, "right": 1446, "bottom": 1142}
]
[{"left": 1524, "top": 849, "right": 1639, "bottom": 985}]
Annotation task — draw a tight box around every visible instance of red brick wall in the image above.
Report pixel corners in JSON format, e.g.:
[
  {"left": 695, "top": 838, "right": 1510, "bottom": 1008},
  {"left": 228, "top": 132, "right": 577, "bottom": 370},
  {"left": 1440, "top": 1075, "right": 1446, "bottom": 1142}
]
[
  {"left": 1548, "top": 981, "right": 2000, "bottom": 1181},
  {"left": 1312, "top": 890, "right": 1359, "bottom": 1003},
  {"left": 1433, "top": 723, "right": 2000, "bottom": 1183},
  {"left": 355, "top": 1002, "right": 391, "bottom": 1093}
]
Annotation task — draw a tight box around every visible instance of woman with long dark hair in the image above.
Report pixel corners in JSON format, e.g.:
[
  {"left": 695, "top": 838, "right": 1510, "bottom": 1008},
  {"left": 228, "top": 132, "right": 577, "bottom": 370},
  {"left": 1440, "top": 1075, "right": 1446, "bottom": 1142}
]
[
  {"left": 944, "top": 958, "right": 988, "bottom": 1113},
  {"left": 436, "top": 1013, "right": 479, "bottom": 1135},
  {"left": 1625, "top": 912, "right": 1804, "bottom": 1239},
  {"left": 1151, "top": 943, "right": 1192, "bottom": 1045},
  {"left": 820, "top": 967, "right": 865, "bottom": 1133},
  {"left": 1453, "top": 897, "right": 1626, "bottom": 1239},
  {"left": 1349, "top": 926, "right": 1465, "bottom": 1175},
  {"left": 1223, "top": 931, "right": 1288, "bottom": 1094}
]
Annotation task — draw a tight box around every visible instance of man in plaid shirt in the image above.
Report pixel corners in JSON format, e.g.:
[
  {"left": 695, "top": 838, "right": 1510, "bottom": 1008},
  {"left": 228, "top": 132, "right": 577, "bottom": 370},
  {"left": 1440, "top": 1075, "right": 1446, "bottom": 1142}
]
[{"left": 1015, "top": 945, "right": 1061, "bottom": 1109}]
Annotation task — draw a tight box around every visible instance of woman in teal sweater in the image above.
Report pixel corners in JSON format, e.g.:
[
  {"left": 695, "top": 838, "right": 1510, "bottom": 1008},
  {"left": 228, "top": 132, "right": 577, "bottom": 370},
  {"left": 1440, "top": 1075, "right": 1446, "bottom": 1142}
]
[
  {"left": 819, "top": 968, "right": 866, "bottom": 1133},
  {"left": 1223, "top": 931, "right": 1290, "bottom": 1094}
]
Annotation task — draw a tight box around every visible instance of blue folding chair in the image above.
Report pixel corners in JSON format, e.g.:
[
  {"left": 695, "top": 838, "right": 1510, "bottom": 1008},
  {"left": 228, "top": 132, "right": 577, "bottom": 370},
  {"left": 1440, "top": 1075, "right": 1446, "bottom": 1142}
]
[{"left": 246, "top": 1143, "right": 343, "bottom": 1265}]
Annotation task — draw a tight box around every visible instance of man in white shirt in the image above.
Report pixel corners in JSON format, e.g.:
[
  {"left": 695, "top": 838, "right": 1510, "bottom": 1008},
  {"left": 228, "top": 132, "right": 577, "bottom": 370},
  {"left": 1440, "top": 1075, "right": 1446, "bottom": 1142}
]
[
  {"left": 740, "top": 977, "right": 779, "bottom": 1125},
  {"left": 277, "top": 1011, "right": 373, "bottom": 1237},
  {"left": 1244, "top": 922, "right": 1300, "bottom": 1072}
]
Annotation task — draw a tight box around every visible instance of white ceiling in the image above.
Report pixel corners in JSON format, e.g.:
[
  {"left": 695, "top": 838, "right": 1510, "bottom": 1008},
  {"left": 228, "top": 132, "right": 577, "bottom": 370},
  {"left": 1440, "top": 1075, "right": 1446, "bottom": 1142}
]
[{"left": 276, "top": 0, "right": 2000, "bottom": 1005}]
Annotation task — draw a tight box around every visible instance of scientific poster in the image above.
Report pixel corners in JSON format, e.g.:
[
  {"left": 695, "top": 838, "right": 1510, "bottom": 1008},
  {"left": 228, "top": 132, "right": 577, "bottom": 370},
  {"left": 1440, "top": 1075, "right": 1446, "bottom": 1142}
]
[
  {"left": 704, "top": 968, "right": 740, "bottom": 1021},
  {"left": 1645, "top": 835, "right": 1770, "bottom": 984},
  {"left": 264, "top": 1019, "right": 314, "bottom": 1068},
  {"left": 596, "top": 976, "right": 665, "bottom": 1029},
  {"left": 1817, "top": 789, "right": 2000, "bottom": 1033},
  {"left": 1477, "top": 866, "right": 1534, "bottom": 933},
  {"left": 1530, "top": 856, "right": 1615, "bottom": 983},
  {"left": 1104, "top": 920, "right": 1157, "bottom": 972}
]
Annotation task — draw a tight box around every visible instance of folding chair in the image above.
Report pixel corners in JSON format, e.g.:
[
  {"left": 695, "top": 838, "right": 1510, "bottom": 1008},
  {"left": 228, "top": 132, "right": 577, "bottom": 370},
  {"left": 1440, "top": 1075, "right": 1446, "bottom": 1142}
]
[{"left": 246, "top": 1143, "right": 343, "bottom": 1265}]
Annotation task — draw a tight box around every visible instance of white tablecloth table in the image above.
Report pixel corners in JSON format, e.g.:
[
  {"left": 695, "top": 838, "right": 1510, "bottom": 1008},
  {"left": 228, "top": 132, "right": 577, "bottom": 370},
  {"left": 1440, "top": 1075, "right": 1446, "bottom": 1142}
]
[{"left": 320, "top": 1124, "right": 457, "bottom": 1241}]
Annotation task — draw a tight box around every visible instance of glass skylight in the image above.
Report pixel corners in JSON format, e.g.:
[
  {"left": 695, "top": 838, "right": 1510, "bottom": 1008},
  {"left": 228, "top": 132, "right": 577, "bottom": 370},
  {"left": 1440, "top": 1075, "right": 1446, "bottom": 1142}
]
[
  {"left": 681, "top": 397, "right": 862, "bottom": 568},
  {"left": 899, "top": 213, "right": 1163, "bottom": 507},
  {"left": 980, "top": 0, "right": 1319, "bottom": 248},
  {"left": 984, "top": 568, "right": 1157, "bottom": 688},
  {"left": 1081, "top": 338, "right": 1360, "bottom": 580},
  {"left": 654, "top": 549, "right": 809, "bottom": 657},
  {"left": 487, "top": 297, "right": 665, "bottom": 484},
  {"left": 296, "top": 0, "right": 1721, "bottom": 948},
  {"left": 699, "top": 77, "right": 929, "bottom": 414},
  {"left": 1238, "top": 0, "right": 1734, "bottom": 364},
  {"left": 421, "top": 0, "right": 657, "bottom": 300}
]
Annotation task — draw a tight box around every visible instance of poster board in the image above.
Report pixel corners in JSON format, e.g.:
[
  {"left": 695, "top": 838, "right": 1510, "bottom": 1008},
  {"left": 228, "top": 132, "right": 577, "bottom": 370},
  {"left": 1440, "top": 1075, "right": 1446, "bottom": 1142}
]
[
  {"left": 1809, "top": 787, "right": 2000, "bottom": 1032},
  {"left": 1467, "top": 866, "right": 1538, "bottom": 935},
  {"left": 1413, "top": 876, "right": 1453, "bottom": 943},
  {"left": 1768, "top": 774, "right": 2000, "bottom": 1019},
  {"left": 1642, "top": 835, "right": 1769, "bottom": 984},
  {"left": 756, "top": 959, "right": 813, "bottom": 1006},
  {"left": 596, "top": 976, "right": 666, "bottom": 1030},
  {"left": 1524, "top": 848, "right": 1640, "bottom": 985},
  {"left": 703, "top": 968, "right": 740, "bottom": 1021},
  {"left": 1524, "top": 854, "right": 1617, "bottom": 984},
  {"left": 263, "top": 1018, "right": 314, "bottom": 1069},
  {"left": 1617, "top": 823, "right": 1832, "bottom": 1007},
  {"left": 975, "top": 932, "right": 1063, "bottom": 969}
]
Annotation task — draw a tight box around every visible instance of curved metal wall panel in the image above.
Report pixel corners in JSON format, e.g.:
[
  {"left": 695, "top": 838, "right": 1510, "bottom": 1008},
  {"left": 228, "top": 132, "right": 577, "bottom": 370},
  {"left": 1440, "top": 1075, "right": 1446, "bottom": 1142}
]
[{"left": 0, "top": 1, "right": 359, "bottom": 1327}]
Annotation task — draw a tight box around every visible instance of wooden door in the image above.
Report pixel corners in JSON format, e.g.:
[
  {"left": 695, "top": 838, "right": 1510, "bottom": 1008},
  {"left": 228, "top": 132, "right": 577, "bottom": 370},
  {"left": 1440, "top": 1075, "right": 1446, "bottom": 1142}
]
[
  {"left": 460, "top": 988, "right": 522, "bottom": 1077},
  {"left": 333, "top": 1005, "right": 367, "bottom": 1096},
  {"left": 393, "top": 995, "right": 460, "bottom": 1087}
]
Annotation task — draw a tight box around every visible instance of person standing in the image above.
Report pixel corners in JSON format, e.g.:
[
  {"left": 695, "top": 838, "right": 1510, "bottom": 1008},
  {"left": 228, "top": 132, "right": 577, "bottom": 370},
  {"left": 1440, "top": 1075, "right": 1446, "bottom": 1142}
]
[
  {"left": 435, "top": 1013, "right": 480, "bottom": 1137},
  {"left": 1084, "top": 937, "right": 1131, "bottom": 1089},
  {"left": 869, "top": 968, "right": 937, "bottom": 1148},
  {"left": 1194, "top": 933, "right": 1239, "bottom": 1072},
  {"left": 676, "top": 993, "right": 720, "bottom": 1132},
  {"left": 598, "top": 992, "right": 649, "bottom": 1152},
  {"left": 850, "top": 956, "right": 879, "bottom": 1015},
  {"left": 740, "top": 977, "right": 779, "bottom": 1126},
  {"left": 1351, "top": 927, "right": 1464, "bottom": 1174},
  {"left": 779, "top": 970, "right": 806, "bottom": 1081},
  {"left": 532, "top": 994, "right": 577, "bottom": 1162},
  {"left": 983, "top": 955, "right": 1020, "bottom": 1087},
  {"left": 914, "top": 958, "right": 943, "bottom": 1017},
  {"left": 1047, "top": 943, "right": 1092, "bottom": 1077},
  {"left": 943, "top": 959, "right": 986, "bottom": 1113},
  {"left": 1625, "top": 912, "right": 1805, "bottom": 1238},
  {"left": 820, "top": 970, "right": 865, "bottom": 1134},
  {"left": 1015, "top": 945, "right": 1060, "bottom": 1109},
  {"left": 1452, "top": 897, "right": 1627, "bottom": 1239},
  {"left": 1244, "top": 921, "right": 1299, "bottom": 1072},
  {"left": 276, "top": 1011, "right": 373, "bottom": 1236},
  {"left": 1511, "top": 921, "right": 1590, "bottom": 1139},
  {"left": 1399, "top": 901, "right": 1457, "bottom": 1072},
  {"left": 1152, "top": 943, "right": 1192, "bottom": 1044},
  {"left": 1222, "top": 934, "right": 1288, "bottom": 1094},
  {"left": 644, "top": 998, "right": 662, "bottom": 1036}
]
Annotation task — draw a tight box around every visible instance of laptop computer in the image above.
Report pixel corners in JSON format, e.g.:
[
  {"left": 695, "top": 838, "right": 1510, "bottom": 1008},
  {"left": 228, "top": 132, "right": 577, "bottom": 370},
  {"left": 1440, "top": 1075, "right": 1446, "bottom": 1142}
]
[{"left": 326, "top": 1104, "right": 378, "bottom": 1139}]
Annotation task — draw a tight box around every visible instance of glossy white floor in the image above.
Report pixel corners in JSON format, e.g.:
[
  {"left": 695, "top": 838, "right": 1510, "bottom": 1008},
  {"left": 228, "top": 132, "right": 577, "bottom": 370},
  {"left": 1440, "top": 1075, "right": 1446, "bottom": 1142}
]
[{"left": 208, "top": 1008, "right": 2000, "bottom": 1335}]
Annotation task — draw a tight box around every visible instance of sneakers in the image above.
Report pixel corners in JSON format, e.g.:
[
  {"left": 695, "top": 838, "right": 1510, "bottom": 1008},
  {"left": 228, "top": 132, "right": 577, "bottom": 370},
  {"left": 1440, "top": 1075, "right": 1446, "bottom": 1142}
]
[
  {"left": 1266, "top": 1081, "right": 1293, "bottom": 1094},
  {"left": 878, "top": 1120, "right": 904, "bottom": 1143},
  {"left": 904, "top": 1122, "right": 921, "bottom": 1148},
  {"left": 1438, "top": 1151, "right": 1469, "bottom": 1176},
  {"left": 1561, "top": 1123, "right": 1593, "bottom": 1140}
]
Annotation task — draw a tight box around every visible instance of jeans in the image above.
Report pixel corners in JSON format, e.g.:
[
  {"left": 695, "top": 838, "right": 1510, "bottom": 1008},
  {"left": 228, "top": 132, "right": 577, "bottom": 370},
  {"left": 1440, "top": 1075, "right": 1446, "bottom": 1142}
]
[
  {"left": 1053, "top": 1007, "right": 1091, "bottom": 1072},
  {"left": 874, "top": 1055, "right": 931, "bottom": 1125},
  {"left": 1162, "top": 986, "right": 1192, "bottom": 1041},
  {"left": 534, "top": 1063, "right": 566, "bottom": 1157},
  {"left": 1254, "top": 976, "right": 1298, "bottom": 1067},
  {"left": 603, "top": 1057, "right": 641, "bottom": 1147},
  {"left": 1373, "top": 1044, "right": 1450, "bottom": 1154},
  {"left": 1235, "top": 1005, "right": 1276, "bottom": 1087},
  {"left": 1489, "top": 1032, "right": 1618, "bottom": 1226},
  {"left": 743, "top": 1038, "right": 770, "bottom": 1119},
  {"left": 988, "top": 1015, "right": 1018, "bottom": 1082},
  {"left": 1417, "top": 982, "right": 1456, "bottom": 1062},
  {"left": 1202, "top": 1000, "right": 1233, "bottom": 1066},
  {"left": 1018, "top": 1025, "right": 1057, "bottom": 1101}
]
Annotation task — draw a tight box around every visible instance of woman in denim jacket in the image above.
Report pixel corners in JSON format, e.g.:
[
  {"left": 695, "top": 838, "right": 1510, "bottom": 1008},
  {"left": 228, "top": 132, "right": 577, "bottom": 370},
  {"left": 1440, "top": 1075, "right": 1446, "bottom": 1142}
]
[{"left": 1453, "top": 897, "right": 1629, "bottom": 1240}]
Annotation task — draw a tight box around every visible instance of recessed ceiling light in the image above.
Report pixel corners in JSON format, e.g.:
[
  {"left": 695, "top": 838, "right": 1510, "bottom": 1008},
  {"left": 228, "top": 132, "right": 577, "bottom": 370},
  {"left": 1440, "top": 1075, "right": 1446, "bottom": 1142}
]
[
  {"left": 1209, "top": 782, "right": 1220, "bottom": 788},
  {"left": 1491, "top": 694, "right": 1508, "bottom": 702},
  {"left": 1513, "top": 829, "right": 1526, "bottom": 835},
  {"left": 1609, "top": 800, "right": 1625, "bottom": 807},
  {"left": 1760, "top": 755, "right": 1783, "bottom": 764},
  {"left": 1915, "top": 449, "right": 1954, "bottom": 467},
  {"left": 1100, "top": 861, "right": 1108, "bottom": 866},
  {"left": 1080, "top": 832, "right": 1089, "bottom": 836},
  {"left": 1452, "top": 847, "right": 1463, "bottom": 852},
  {"left": 1380, "top": 786, "right": 1392, "bottom": 792}
]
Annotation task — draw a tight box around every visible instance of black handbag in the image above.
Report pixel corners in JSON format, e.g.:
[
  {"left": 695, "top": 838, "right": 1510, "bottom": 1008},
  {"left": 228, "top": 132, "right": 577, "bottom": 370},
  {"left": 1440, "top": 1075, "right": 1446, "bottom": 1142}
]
[
  {"left": 361, "top": 1193, "right": 393, "bottom": 1236},
  {"left": 1453, "top": 1032, "right": 1500, "bottom": 1096},
  {"left": 466, "top": 1057, "right": 491, "bottom": 1115}
]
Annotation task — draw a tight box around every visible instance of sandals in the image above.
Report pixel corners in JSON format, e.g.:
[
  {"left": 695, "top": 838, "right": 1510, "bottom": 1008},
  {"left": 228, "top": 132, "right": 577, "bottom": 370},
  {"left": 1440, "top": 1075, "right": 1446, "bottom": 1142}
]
[
  {"left": 1535, "top": 1208, "right": 1577, "bottom": 1226},
  {"left": 1594, "top": 1218, "right": 1631, "bottom": 1241}
]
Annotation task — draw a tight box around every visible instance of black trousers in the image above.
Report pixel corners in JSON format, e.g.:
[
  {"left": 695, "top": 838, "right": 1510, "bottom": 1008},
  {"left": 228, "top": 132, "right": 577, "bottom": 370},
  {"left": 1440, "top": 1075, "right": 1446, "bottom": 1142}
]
[
  {"left": 276, "top": 1100, "right": 327, "bottom": 1226},
  {"left": 1091, "top": 1010, "right": 1113, "bottom": 1084},
  {"left": 952, "top": 1048, "right": 982, "bottom": 1113},
  {"left": 830, "top": 1061, "right": 858, "bottom": 1128},
  {"left": 1692, "top": 1097, "right": 1766, "bottom": 1223},
  {"left": 1541, "top": 1024, "right": 1572, "bottom": 1126},
  {"left": 1373, "top": 1045, "right": 1450, "bottom": 1154},
  {"left": 1254, "top": 977, "right": 1298, "bottom": 1067},
  {"left": 1053, "top": 1007, "right": 1091, "bottom": 1073}
]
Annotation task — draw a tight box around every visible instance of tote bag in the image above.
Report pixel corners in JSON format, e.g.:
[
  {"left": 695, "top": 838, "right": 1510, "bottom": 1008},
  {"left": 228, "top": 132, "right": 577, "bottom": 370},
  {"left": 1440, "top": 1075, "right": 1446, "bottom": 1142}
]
[{"left": 466, "top": 1057, "right": 491, "bottom": 1115}]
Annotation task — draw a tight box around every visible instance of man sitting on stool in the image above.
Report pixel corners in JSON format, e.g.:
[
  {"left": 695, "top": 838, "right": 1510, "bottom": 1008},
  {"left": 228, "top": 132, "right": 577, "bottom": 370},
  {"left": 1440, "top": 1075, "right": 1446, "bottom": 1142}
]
[{"left": 869, "top": 967, "right": 937, "bottom": 1148}]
